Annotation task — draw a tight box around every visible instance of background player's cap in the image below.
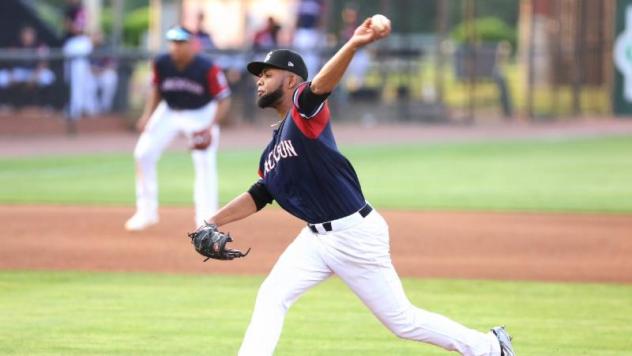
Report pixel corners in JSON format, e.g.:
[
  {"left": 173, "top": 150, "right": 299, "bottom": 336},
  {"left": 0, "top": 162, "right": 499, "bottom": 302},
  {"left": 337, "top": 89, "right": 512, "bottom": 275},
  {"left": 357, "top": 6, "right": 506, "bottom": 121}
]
[
  {"left": 165, "top": 26, "right": 192, "bottom": 42},
  {"left": 247, "top": 49, "right": 308, "bottom": 80}
]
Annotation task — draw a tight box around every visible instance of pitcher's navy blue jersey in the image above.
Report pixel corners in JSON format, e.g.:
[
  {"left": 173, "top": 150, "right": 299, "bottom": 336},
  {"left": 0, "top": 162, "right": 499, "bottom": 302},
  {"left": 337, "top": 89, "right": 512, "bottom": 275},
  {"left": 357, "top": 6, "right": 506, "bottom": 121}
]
[
  {"left": 152, "top": 54, "right": 230, "bottom": 110},
  {"left": 257, "top": 82, "right": 365, "bottom": 224}
]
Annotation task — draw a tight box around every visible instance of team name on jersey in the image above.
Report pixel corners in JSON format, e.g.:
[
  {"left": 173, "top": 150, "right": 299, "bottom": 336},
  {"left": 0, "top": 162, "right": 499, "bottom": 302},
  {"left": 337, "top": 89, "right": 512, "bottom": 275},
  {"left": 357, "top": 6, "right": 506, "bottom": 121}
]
[
  {"left": 263, "top": 140, "right": 298, "bottom": 176},
  {"left": 161, "top": 77, "right": 204, "bottom": 95}
]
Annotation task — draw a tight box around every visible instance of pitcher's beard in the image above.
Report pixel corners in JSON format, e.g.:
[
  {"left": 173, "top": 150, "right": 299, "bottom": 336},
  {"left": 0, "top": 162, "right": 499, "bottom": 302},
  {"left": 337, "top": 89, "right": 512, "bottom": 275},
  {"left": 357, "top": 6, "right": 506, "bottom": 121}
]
[{"left": 257, "top": 84, "right": 284, "bottom": 108}]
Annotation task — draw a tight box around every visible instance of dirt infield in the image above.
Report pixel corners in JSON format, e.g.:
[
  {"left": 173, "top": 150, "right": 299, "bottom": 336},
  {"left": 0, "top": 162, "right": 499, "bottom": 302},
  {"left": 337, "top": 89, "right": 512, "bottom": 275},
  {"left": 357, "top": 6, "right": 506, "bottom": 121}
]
[
  {"left": 2, "top": 117, "right": 632, "bottom": 283},
  {"left": 2, "top": 205, "right": 631, "bottom": 283}
]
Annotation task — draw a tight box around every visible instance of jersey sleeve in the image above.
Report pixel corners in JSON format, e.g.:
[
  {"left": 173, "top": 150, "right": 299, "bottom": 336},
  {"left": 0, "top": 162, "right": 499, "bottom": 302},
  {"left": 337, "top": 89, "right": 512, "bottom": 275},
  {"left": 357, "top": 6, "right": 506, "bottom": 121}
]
[
  {"left": 290, "top": 82, "right": 330, "bottom": 139},
  {"left": 151, "top": 61, "right": 160, "bottom": 86},
  {"left": 294, "top": 82, "right": 329, "bottom": 118},
  {"left": 248, "top": 179, "right": 274, "bottom": 211},
  {"left": 207, "top": 65, "right": 231, "bottom": 100}
]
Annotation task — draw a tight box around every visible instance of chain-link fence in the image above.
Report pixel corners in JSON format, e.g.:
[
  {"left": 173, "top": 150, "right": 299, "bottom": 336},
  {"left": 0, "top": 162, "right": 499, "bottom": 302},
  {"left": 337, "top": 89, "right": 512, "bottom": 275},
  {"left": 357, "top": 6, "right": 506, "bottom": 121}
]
[{"left": 0, "top": 0, "right": 616, "bottom": 127}]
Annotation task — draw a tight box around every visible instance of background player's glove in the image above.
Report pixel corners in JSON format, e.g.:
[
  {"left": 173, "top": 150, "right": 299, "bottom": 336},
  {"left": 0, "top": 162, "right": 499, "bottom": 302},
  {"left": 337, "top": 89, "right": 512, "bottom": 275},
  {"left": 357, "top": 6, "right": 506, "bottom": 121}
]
[
  {"left": 188, "top": 222, "right": 250, "bottom": 261},
  {"left": 190, "top": 129, "right": 212, "bottom": 150}
]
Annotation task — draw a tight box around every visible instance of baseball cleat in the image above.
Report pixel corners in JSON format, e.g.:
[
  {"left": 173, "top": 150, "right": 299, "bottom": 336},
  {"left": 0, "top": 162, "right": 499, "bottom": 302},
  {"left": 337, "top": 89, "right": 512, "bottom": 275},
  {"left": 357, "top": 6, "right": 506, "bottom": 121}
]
[
  {"left": 491, "top": 326, "right": 515, "bottom": 356},
  {"left": 124, "top": 212, "right": 159, "bottom": 231}
]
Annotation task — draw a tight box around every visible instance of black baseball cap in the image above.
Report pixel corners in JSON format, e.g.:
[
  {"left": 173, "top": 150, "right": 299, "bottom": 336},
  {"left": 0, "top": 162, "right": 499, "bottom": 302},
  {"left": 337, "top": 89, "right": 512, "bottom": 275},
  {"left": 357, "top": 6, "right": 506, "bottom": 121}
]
[{"left": 247, "top": 49, "right": 308, "bottom": 80}]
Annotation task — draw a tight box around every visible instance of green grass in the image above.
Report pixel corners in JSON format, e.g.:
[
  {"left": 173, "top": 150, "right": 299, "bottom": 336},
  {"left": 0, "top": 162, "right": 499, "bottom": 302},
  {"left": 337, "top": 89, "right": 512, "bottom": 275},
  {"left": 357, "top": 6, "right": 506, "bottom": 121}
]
[
  {"left": 351, "top": 135, "right": 632, "bottom": 212},
  {"left": 1, "top": 136, "right": 632, "bottom": 212},
  {"left": 0, "top": 270, "right": 630, "bottom": 355}
]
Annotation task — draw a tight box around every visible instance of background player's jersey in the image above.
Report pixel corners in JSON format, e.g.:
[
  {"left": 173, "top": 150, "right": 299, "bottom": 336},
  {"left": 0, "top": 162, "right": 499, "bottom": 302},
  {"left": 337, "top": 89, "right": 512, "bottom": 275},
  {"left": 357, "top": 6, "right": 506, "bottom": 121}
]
[
  {"left": 258, "top": 82, "right": 365, "bottom": 224},
  {"left": 152, "top": 54, "right": 230, "bottom": 110}
]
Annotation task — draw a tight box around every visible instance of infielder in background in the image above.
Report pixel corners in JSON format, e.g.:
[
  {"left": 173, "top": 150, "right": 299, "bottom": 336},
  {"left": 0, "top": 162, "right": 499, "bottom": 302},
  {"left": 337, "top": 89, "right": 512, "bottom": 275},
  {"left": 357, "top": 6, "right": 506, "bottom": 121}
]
[
  {"left": 125, "top": 26, "right": 231, "bottom": 231},
  {"left": 202, "top": 16, "right": 514, "bottom": 356}
]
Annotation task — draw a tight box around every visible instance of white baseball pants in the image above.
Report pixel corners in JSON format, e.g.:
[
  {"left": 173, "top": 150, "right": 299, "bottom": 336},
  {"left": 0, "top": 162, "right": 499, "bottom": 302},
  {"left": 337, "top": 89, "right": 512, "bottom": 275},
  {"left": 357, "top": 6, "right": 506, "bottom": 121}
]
[
  {"left": 133, "top": 100, "right": 219, "bottom": 225},
  {"left": 238, "top": 210, "right": 501, "bottom": 356}
]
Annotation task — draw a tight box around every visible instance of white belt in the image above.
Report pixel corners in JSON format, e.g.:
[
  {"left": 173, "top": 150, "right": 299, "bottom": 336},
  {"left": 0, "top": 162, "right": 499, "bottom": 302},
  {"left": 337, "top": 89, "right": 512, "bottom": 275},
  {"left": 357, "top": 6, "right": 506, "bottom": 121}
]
[{"left": 308, "top": 204, "right": 373, "bottom": 235}]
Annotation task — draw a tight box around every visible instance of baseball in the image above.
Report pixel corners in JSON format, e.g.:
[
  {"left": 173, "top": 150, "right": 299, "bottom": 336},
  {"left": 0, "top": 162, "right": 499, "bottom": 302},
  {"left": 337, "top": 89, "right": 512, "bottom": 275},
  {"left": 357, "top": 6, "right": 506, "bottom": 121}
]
[{"left": 371, "top": 14, "right": 391, "bottom": 32}]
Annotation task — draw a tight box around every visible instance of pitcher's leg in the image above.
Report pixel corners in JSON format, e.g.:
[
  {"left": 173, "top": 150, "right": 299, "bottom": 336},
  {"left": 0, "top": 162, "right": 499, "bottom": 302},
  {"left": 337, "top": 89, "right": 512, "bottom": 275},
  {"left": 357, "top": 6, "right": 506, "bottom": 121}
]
[
  {"left": 337, "top": 261, "right": 500, "bottom": 356},
  {"left": 239, "top": 229, "right": 332, "bottom": 356},
  {"left": 191, "top": 125, "right": 220, "bottom": 226},
  {"left": 327, "top": 212, "right": 500, "bottom": 356}
]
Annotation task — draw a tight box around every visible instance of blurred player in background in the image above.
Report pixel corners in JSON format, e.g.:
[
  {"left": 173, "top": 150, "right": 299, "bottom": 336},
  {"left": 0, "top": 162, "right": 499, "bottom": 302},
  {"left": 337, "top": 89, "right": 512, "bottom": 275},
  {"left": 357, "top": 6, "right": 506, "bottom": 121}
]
[
  {"left": 339, "top": 5, "right": 370, "bottom": 94},
  {"left": 63, "top": 24, "right": 93, "bottom": 122},
  {"left": 62, "top": 0, "right": 86, "bottom": 42},
  {"left": 292, "top": 0, "right": 325, "bottom": 79},
  {"left": 193, "top": 11, "right": 216, "bottom": 52},
  {"left": 10, "top": 26, "right": 56, "bottom": 110},
  {"left": 89, "top": 32, "right": 118, "bottom": 115},
  {"left": 125, "top": 26, "right": 231, "bottom": 231},
  {"left": 252, "top": 16, "right": 281, "bottom": 52}
]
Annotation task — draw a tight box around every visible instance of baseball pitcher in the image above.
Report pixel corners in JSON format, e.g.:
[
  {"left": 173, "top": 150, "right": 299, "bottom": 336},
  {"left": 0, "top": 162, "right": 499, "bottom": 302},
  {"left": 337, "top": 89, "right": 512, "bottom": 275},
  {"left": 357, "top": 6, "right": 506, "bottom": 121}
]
[{"left": 189, "top": 16, "right": 515, "bottom": 356}]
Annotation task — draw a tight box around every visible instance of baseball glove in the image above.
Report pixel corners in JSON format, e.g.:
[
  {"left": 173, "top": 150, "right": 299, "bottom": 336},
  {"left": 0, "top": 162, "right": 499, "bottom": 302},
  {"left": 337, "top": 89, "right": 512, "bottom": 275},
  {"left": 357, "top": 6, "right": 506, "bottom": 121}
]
[
  {"left": 188, "top": 222, "right": 250, "bottom": 261},
  {"left": 190, "top": 129, "right": 212, "bottom": 150}
]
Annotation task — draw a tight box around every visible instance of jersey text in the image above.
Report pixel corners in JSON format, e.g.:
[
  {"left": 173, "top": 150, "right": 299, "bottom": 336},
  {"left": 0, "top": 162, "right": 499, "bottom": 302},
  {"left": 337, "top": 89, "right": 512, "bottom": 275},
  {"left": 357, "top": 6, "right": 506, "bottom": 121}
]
[{"left": 263, "top": 140, "right": 298, "bottom": 176}]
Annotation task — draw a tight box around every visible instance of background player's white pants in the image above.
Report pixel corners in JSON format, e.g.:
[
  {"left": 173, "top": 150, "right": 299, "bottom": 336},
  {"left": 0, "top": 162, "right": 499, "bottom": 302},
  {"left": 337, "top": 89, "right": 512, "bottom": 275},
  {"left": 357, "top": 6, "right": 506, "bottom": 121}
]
[
  {"left": 63, "top": 34, "right": 94, "bottom": 120},
  {"left": 100, "top": 69, "right": 118, "bottom": 112},
  {"left": 238, "top": 210, "right": 501, "bottom": 356},
  {"left": 91, "top": 68, "right": 118, "bottom": 114},
  {"left": 133, "top": 101, "right": 219, "bottom": 225}
]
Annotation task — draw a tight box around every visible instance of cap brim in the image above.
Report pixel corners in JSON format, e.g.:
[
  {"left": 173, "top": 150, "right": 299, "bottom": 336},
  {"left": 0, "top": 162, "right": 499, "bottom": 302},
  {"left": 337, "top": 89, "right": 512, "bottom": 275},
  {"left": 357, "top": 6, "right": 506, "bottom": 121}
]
[
  {"left": 247, "top": 61, "right": 288, "bottom": 77},
  {"left": 165, "top": 29, "right": 190, "bottom": 42},
  {"left": 166, "top": 36, "right": 189, "bottom": 42}
]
